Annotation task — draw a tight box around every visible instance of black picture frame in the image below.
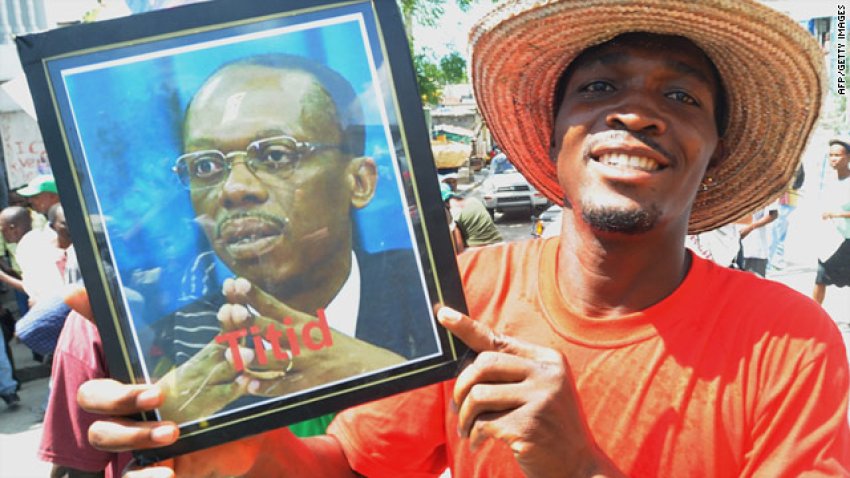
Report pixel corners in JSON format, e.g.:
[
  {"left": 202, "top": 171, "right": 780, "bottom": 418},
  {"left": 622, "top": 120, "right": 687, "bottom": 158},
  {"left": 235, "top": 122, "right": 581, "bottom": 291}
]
[{"left": 16, "top": 0, "right": 468, "bottom": 463}]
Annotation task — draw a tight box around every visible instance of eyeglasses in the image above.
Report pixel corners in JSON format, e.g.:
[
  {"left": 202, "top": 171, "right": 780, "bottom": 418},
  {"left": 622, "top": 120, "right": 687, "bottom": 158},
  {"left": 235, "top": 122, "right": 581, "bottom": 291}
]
[{"left": 173, "top": 135, "right": 340, "bottom": 189}]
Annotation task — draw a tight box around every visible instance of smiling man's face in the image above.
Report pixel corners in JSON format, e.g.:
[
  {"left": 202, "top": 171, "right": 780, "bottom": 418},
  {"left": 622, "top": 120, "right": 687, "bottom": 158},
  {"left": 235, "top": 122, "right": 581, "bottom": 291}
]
[
  {"left": 552, "top": 34, "right": 723, "bottom": 235},
  {"left": 182, "top": 64, "right": 360, "bottom": 300}
]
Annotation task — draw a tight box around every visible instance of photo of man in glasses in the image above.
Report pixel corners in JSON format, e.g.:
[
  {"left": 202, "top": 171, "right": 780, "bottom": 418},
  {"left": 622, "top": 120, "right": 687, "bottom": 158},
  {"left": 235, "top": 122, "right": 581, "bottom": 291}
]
[{"left": 148, "top": 54, "right": 439, "bottom": 422}]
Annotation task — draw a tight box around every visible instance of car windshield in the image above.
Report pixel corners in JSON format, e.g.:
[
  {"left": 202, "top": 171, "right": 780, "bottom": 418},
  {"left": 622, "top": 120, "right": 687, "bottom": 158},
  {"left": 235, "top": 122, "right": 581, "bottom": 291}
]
[{"left": 491, "top": 154, "right": 517, "bottom": 174}]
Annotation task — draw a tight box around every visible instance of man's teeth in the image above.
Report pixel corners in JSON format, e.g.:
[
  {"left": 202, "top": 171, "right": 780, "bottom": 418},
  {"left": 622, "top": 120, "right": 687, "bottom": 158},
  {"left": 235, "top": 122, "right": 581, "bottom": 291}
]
[
  {"left": 232, "top": 232, "right": 273, "bottom": 244},
  {"left": 598, "top": 153, "right": 660, "bottom": 171}
]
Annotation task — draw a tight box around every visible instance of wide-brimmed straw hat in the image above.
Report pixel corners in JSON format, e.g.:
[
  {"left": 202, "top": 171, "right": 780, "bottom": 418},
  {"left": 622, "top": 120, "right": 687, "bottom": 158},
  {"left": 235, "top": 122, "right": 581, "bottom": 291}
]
[{"left": 470, "top": 0, "right": 825, "bottom": 233}]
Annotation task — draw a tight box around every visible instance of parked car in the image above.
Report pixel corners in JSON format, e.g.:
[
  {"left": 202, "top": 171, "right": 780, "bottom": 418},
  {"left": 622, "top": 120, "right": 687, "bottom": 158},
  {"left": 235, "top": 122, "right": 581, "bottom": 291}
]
[{"left": 481, "top": 154, "right": 549, "bottom": 218}]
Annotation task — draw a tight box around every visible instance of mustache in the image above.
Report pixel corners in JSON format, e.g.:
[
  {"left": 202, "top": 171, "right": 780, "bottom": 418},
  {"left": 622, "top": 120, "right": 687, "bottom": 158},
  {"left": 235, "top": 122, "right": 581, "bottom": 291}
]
[
  {"left": 215, "top": 212, "right": 289, "bottom": 239},
  {"left": 582, "top": 130, "right": 676, "bottom": 165}
]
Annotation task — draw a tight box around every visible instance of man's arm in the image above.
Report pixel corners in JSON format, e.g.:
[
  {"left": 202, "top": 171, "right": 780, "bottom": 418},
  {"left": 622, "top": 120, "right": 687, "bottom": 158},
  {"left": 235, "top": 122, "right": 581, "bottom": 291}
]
[
  {"left": 823, "top": 210, "right": 850, "bottom": 219},
  {"left": 0, "top": 268, "right": 24, "bottom": 292},
  {"left": 78, "top": 379, "right": 358, "bottom": 478},
  {"left": 739, "top": 209, "right": 778, "bottom": 238}
]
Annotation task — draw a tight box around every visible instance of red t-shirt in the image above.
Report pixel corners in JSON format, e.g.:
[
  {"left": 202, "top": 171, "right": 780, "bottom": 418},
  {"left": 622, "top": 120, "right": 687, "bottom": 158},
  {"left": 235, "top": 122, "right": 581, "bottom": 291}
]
[
  {"left": 38, "top": 312, "right": 131, "bottom": 477},
  {"left": 329, "top": 238, "right": 850, "bottom": 477}
]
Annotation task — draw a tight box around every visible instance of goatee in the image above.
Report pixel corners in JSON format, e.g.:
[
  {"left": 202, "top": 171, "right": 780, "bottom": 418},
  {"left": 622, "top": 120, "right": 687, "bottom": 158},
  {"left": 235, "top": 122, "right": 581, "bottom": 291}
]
[{"left": 581, "top": 204, "right": 659, "bottom": 235}]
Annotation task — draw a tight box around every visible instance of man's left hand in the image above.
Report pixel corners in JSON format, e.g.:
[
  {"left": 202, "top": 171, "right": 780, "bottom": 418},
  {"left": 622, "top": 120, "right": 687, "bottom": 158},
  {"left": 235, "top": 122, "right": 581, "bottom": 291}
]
[{"left": 437, "top": 307, "right": 626, "bottom": 478}]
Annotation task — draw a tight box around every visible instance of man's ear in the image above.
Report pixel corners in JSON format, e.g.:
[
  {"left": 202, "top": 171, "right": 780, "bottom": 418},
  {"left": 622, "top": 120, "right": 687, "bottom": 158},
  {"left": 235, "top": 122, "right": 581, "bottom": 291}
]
[
  {"left": 348, "top": 157, "right": 377, "bottom": 209},
  {"left": 708, "top": 139, "right": 727, "bottom": 169},
  {"left": 702, "top": 139, "right": 727, "bottom": 182}
]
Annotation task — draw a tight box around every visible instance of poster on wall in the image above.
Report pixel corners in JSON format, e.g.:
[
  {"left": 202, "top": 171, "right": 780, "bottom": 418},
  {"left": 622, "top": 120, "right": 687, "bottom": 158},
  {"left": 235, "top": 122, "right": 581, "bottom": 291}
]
[
  {"left": 17, "top": 0, "right": 468, "bottom": 463},
  {"left": 0, "top": 111, "right": 51, "bottom": 189}
]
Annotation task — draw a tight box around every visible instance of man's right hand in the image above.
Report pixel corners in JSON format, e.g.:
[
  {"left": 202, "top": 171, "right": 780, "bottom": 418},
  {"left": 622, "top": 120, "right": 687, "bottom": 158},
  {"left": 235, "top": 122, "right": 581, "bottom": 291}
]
[
  {"left": 77, "top": 379, "right": 267, "bottom": 478},
  {"left": 77, "top": 379, "right": 360, "bottom": 478}
]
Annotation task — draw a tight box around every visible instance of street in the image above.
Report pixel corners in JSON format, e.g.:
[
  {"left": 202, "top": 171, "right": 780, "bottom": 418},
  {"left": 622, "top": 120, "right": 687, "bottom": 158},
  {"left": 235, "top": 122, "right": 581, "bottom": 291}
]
[
  {"left": 490, "top": 211, "right": 538, "bottom": 242},
  {"left": 460, "top": 173, "right": 540, "bottom": 243}
]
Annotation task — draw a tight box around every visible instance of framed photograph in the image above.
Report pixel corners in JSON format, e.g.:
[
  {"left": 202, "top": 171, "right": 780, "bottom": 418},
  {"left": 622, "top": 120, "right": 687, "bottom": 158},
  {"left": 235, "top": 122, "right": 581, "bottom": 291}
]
[{"left": 16, "top": 0, "right": 468, "bottom": 463}]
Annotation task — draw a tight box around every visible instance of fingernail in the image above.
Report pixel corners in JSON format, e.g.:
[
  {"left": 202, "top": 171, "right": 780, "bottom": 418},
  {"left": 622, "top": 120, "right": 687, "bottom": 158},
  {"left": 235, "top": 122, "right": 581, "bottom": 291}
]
[
  {"left": 137, "top": 387, "right": 161, "bottom": 407},
  {"left": 216, "top": 304, "right": 233, "bottom": 324},
  {"left": 234, "top": 277, "right": 251, "bottom": 295},
  {"left": 235, "top": 375, "right": 250, "bottom": 388},
  {"left": 239, "top": 346, "right": 255, "bottom": 364},
  {"left": 224, "top": 347, "right": 255, "bottom": 366},
  {"left": 437, "top": 307, "right": 461, "bottom": 324},
  {"left": 150, "top": 424, "right": 177, "bottom": 444},
  {"left": 248, "top": 379, "right": 261, "bottom": 394},
  {"left": 233, "top": 305, "right": 249, "bottom": 325},
  {"left": 222, "top": 278, "right": 235, "bottom": 295}
]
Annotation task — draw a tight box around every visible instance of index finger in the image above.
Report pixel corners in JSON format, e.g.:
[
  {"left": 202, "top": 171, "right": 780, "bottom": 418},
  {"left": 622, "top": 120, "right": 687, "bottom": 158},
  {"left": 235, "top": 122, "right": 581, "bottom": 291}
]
[
  {"left": 437, "top": 307, "right": 560, "bottom": 362},
  {"left": 223, "top": 277, "right": 312, "bottom": 327}
]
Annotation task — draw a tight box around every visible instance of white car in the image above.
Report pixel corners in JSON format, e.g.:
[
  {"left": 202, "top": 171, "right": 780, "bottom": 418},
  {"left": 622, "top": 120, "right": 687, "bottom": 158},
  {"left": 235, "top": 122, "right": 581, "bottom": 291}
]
[{"left": 481, "top": 154, "right": 549, "bottom": 217}]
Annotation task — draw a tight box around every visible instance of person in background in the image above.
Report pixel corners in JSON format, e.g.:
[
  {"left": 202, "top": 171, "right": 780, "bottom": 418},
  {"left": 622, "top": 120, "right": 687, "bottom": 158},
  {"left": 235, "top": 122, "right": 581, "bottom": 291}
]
[
  {"left": 0, "top": 326, "right": 19, "bottom": 409},
  {"left": 684, "top": 223, "right": 741, "bottom": 268},
  {"left": 736, "top": 201, "right": 779, "bottom": 277},
  {"left": 812, "top": 137, "right": 850, "bottom": 305},
  {"left": 38, "top": 298, "right": 130, "bottom": 477},
  {"left": 442, "top": 184, "right": 467, "bottom": 254},
  {"left": 0, "top": 206, "right": 32, "bottom": 381},
  {"left": 767, "top": 163, "right": 805, "bottom": 271},
  {"left": 440, "top": 175, "right": 502, "bottom": 249},
  {"left": 15, "top": 175, "right": 63, "bottom": 305},
  {"left": 15, "top": 204, "right": 75, "bottom": 361},
  {"left": 0, "top": 206, "right": 31, "bottom": 294}
]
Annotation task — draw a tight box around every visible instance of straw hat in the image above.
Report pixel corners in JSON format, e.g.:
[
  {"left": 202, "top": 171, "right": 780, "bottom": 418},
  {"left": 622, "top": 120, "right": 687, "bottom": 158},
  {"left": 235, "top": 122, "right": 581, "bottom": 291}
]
[{"left": 469, "top": 0, "right": 825, "bottom": 233}]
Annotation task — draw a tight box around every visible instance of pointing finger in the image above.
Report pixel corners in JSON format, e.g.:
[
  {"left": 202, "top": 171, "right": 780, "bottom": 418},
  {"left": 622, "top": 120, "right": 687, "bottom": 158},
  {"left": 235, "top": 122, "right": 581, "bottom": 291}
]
[{"left": 437, "top": 307, "right": 560, "bottom": 362}]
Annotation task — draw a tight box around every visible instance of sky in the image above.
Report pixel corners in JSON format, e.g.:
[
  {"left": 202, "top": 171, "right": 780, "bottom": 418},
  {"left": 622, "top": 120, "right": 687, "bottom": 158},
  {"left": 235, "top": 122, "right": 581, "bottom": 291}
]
[{"left": 411, "top": 1, "right": 492, "bottom": 60}]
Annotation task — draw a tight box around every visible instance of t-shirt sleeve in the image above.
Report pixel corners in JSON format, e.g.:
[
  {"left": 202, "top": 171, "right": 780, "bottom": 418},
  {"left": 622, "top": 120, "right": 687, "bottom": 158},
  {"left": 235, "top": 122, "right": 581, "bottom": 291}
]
[
  {"left": 741, "top": 297, "right": 850, "bottom": 477},
  {"left": 328, "top": 382, "right": 449, "bottom": 478}
]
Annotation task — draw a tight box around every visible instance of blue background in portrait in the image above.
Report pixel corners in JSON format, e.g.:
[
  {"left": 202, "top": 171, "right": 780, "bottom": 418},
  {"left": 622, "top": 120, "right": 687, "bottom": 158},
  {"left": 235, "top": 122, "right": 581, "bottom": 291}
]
[{"left": 50, "top": 5, "right": 416, "bottom": 330}]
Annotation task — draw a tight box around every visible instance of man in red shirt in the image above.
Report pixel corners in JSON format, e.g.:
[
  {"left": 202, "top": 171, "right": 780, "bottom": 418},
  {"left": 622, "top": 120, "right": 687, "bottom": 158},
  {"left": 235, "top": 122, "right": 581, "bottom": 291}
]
[{"left": 77, "top": 0, "right": 849, "bottom": 476}]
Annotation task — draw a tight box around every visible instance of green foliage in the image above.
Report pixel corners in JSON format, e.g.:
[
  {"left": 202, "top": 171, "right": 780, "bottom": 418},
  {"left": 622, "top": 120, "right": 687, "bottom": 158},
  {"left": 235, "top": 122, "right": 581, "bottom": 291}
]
[
  {"left": 398, "top": 0, "right": 446, "bottom": 30},
  {"left": 822, "top": 92, "right": 850, "bottom": 133},
  {"left": 398, "top": 0, "right": 480, "bottom": 104},
  {"left": 440, "top": 52, "right": 467, "bottom": 84},
  {"left": 414, "top": 53, "right": 444, "bottom": 105}
]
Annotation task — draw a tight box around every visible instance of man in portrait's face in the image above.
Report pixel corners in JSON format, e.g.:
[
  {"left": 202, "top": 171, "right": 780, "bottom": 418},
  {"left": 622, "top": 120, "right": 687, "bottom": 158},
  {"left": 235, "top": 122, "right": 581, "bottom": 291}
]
[{"left": 176, "top": 63, "right": 376, "bottom": 313}]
